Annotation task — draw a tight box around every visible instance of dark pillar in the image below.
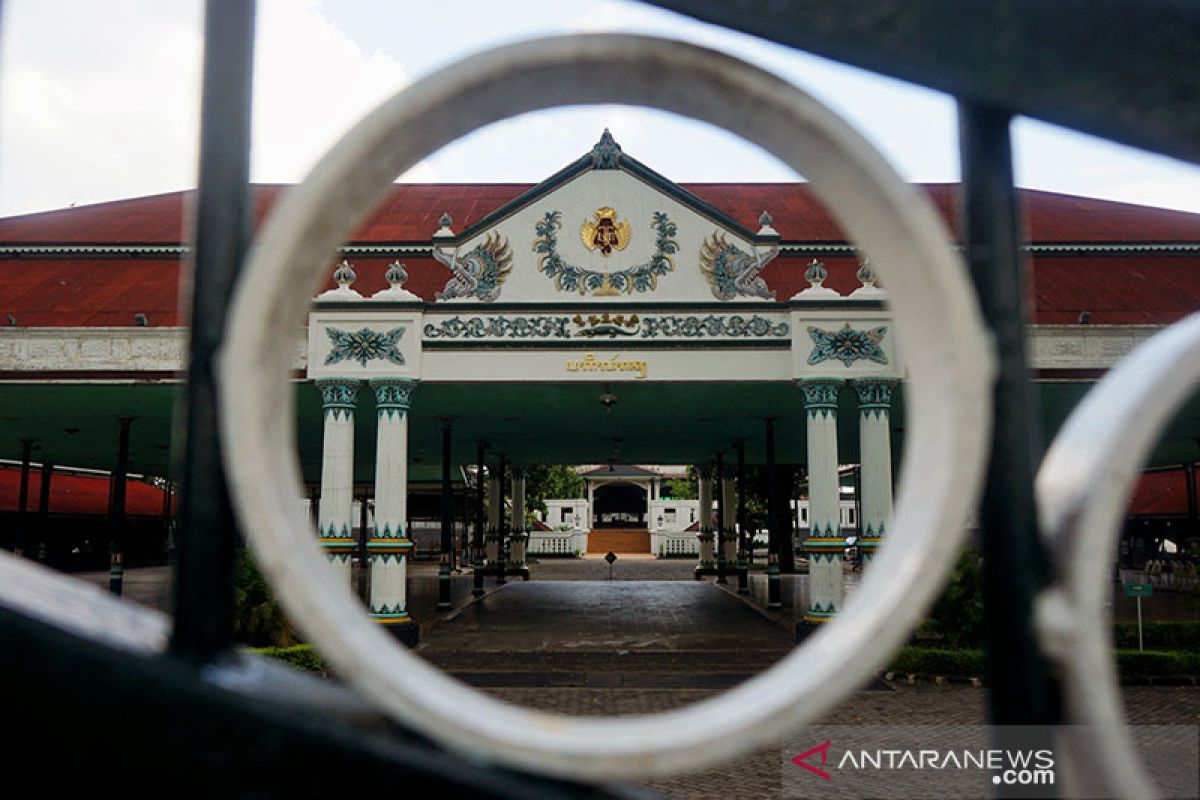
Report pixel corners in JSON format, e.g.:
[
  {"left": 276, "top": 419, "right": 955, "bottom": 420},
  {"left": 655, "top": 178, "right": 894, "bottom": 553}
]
[
  {"left": 109, "top": 417, "right": 133, "bottom": 595},
  {"left": 1186, "top": 462, "right": 1198, "bottom": 540},
  {"left": 169, "top": 0, "right": 256, "bottom": 663},
  {"left": 778, "top": 464, "right": 796, "bottom": 574},
  {"left": 472, "top": 440, "right": 487, "bottom": 596},
  {"left": 765, "top": 418, "right": 780, "bottom": 609},
  {"left": 959, "top": 102, "right": 1060, "bottom": 730},
  {"left": 735, "top": 439, "right": 749, "bottom": 594},
  {"left": 715, "top": 452, "right": 727, "bottom": 584},
  {"left": 495, "top": 453, "right": 508, "bottom": 586},
  {"left": 356, "top": 491, "right": 370, "bottom": 603},
  {"left": 13, "top": 439, "right": 33, "bottom": 557},
  {"left": 438, "top": 418, "right": 453, "bottom": 609},
  {"left": 36, "top": 461, "right": 54, "bottom": 563}
]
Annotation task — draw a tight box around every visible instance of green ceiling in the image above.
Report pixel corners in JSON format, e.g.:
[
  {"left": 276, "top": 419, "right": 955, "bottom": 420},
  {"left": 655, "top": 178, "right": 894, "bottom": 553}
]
[{"left": 1, "top": 379, "right": 1198, "bottom": 485}]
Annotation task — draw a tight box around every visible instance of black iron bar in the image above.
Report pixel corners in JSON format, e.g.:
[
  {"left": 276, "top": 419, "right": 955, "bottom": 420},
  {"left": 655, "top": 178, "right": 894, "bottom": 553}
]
[
  {"left": 13, "top": 439, "right": 32, "bottom": 557},
  {"left": 169, "top": 0, "right": 256, "bottom": 662},
  {"left": 439, "top": 418, "right": 453, "bottom": 609},
  {"left": 959, "top": 102, "right": 1061, "bottom": 734},
  {"left": 108, "top": 417, "right": 132, "bottom": 595},
  {"left": 648, "top": 0, "right": 1200, "bottom": 167}
]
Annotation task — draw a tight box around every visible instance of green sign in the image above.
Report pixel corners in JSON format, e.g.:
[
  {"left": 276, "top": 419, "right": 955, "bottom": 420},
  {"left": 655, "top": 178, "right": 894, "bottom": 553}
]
[{"left": 1125, "top": 583, "right": 1153, "bottom": 598}]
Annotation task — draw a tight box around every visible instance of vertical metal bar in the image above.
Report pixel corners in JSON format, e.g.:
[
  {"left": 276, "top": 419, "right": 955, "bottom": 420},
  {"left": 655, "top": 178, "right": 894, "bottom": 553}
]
[
  {"left": 13, "top": 439, "right": 33, "bottom": 557},
  {"left": 715, "top": 451, "right": 727, "bottom": 584},
  {"left": 109, "top": 417, "right": 132, "bottom": 594},
  {"left": 438, "top": 418, "right": 453, "bottom": 609},
  {"left": 765, "top": 418, "right": 780, "bottom": 608},
  {"left": 473, "top": 441, "right": 486, "bottom": 596},
  {"left": 36, "top": 461, "right": 53, "bottom": 562},
  {"left": 958, "top": 101, "right": 1061, "bottom": 728},
  {"left": 169, "top": 0, "right": 256, "bottom": 662},
  {"left": 495, "top": 453, "right": 508, "bottom": 586}
]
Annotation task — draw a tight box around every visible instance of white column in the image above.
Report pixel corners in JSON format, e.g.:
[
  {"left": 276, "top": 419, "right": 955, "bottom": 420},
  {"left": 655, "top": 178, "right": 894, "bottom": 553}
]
[
  {"left": 511, "top": 467, "right": 527, "bottom": 567},
  {"left": 317, "top": 379, "right": 359, "bottom": 589},
  {"left": 697, "top": 466, "right": 715, "bottom": 568},
  {"left": 486, "top": 471, "right": 501, "bottom": 564},
  {"left": 800, "top": 379, "right": 844, "bottom": 625},
  {"left": 853, "top": 379, "right": 896, "bottom": 562},
  {"left": 368, "top": 379, "right": 416, "bottom": 636},
  {"left": 721, "top": 473, "right": 738, "bottom": 563}
]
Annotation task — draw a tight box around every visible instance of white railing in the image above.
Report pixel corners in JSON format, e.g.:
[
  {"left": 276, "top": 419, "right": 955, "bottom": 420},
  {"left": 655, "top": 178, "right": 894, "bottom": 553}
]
[
  {"left": 653, "top": 531, "right": 699, "bottom": 557},
  {"left": 527, "top": 531, "right": 586, "bottom": 557}
]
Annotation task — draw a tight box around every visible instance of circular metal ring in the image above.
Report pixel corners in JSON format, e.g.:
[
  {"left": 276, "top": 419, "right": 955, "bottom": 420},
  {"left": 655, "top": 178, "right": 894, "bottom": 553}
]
[
  {"left": 219, "top": 34, "right": 993, "bottom": 780},
  {"left": 1036, "top": 312, "right": 1200, "bottom": 798}
]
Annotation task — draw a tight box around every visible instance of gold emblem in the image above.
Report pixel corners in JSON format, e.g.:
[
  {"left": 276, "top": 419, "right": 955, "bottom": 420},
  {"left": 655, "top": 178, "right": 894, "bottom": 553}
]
[{"left": 581, "top": 207, "right": 630, "bottom": 256}]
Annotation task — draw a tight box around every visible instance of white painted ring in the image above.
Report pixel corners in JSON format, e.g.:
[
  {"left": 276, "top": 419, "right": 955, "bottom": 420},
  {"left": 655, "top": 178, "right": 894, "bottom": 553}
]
[
  {"left": 218, "top": 34, "right": 994, "bottom": 780},
  {"left": 1036, "top": 312, "right": 1200, "bottom": 798}
]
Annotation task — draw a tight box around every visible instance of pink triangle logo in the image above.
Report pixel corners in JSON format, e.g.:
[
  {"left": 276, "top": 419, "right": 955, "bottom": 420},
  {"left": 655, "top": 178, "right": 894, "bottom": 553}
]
[{"left": 791, "top": 740, "right": 833, "bottom": 780}]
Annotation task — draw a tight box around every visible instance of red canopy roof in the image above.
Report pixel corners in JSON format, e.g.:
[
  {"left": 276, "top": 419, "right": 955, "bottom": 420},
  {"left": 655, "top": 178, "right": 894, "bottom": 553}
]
[
  {"left": 0, "top": 465, "right": 172, "bottom": 516},
  {"left": 1128, "top": 469, "right": 1192, "bottom": 516}
]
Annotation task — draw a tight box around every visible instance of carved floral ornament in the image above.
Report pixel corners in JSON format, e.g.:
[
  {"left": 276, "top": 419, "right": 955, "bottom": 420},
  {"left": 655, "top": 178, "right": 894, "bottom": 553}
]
[
  {"left": 324, "top": 326, "right": 406, "bottom": 367},
  {"left": 807, "top": 323, "right": 889, "bottom": 367},
  {"left": 433, "top": 232, "right": 513, "bottom": 302}
]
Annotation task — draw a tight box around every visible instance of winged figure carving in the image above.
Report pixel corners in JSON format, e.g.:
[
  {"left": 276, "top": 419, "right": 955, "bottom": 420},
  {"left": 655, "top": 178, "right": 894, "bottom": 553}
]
[
  {"left": 699, "top": 231, "right": 778, "bottom": 301},
  {"left": 434, "top": 232, "right": 513, "bottom": 302}
]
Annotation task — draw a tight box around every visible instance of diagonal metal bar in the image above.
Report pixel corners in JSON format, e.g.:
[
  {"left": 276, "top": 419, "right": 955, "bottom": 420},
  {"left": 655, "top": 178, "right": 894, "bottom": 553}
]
[
  {"left": 169, "top": 0, "right": 256, "bottom": 662},
  {"left": 645, "top": 0, "right": 1200, "bottom": 165}
]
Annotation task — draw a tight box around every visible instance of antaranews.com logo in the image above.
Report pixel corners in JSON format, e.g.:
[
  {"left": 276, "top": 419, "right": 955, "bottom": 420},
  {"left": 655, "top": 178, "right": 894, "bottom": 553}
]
[
  {"left": 790, "top": 738, "right": 1054, "bottom": 787},
  {"left": 782, "top": 725, "right": 1198, "bottom": 799}
]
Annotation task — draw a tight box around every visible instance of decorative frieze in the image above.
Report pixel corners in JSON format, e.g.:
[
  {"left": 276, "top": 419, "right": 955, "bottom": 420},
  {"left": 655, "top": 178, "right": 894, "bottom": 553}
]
[{"left": 424, "top": 316, "right": 571, "bottom": 339}]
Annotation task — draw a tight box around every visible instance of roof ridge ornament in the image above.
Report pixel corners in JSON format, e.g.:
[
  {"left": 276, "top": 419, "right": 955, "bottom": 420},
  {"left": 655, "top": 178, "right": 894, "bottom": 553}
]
[
  {"left": 590, "top": 128, "right": 622, "bottom": 169},
  {"left": 316, "top": 258, "right": 365, "bottom": 301},
  {"left": 792, "top": 257, "right": 842, "bottom": 299},
  {"left": 434, "top": 211, "right": 455, "bottom": 239},
  {"left": 757, "top": 210, "right": 779, "bottom": 238},
  {"left": 850, "top": 257, "right": 887, "bottom": 299},
  {"left": 371, "top": 260, "right": 421, "bottom": 301}
]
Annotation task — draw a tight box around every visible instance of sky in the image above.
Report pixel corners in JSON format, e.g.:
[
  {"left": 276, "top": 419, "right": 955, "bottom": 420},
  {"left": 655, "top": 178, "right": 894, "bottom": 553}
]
[{"left": 4, "top": 0, "right": 1200, "bottom": 218}]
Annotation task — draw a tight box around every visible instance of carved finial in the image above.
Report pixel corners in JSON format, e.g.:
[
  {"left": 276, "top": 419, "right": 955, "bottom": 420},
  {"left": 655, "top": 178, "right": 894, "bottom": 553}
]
[
  {"left": 332, "top": 259, "right": 356, "bottom": 289},
  {"left": 385, "top": 260, "right": 408, "bottom": 289},
  {"left": 757, "top": 209, "right": 779, "bottom": 238},
  {"left": 805, "top": 258, "right": 828, "bottom": 288},
  {"left": 856, "top": 258, "right": 876, "bottom": 288},
  {"left": 590, "top": 128, "right": 622, "bottom": 169},
  {"left": 434, "top": 211, "right": 455, "bottom": 239}
]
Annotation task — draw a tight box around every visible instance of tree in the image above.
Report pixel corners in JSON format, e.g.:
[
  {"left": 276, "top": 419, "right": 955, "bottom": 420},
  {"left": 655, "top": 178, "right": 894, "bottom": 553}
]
[{"left": 523, "top": 464, "right": 585, "bottom": 517}]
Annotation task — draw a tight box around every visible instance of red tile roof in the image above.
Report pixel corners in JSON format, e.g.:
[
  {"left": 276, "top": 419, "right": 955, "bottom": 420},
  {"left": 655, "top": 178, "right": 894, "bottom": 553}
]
[
  {"left": 5, "top": 184, "right": 1200, "bottom": 245},
  {"left": 3, "top": 184, "right": 1200, "bottom": 326},
  {"left": 0, "top": 464, "right": 172, "bottom": 516},
  {"left": 1129, "top": 468, "right": 1191, "bottom": 516}
]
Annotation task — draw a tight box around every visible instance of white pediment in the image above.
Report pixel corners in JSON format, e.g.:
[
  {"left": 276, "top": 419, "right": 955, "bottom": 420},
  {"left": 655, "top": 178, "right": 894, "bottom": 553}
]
[{"left": 431, "top": 134, "right": 778, "bottom": 305}]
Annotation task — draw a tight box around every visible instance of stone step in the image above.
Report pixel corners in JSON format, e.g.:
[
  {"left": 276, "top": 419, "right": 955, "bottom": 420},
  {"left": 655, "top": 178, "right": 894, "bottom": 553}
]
[{"left": 587, "top": 528, "right": 650, "bottom": 553}]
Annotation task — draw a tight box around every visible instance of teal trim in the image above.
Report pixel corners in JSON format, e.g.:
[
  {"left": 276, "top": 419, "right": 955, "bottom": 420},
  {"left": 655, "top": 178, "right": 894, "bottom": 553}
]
[
  {"left": 800, "top": 379, "right": 843, "bottom": 417},
  {"left": 422, "top": 339, "right": 790, "bottom": 351},
  {"left": 370, "top": 378, "right": 415, "bottom": 418},
  {"left": 316, "top": 379, "right": 359, "bottom": 420},
  {"left": 853, "top": 379, "right": 897, "bottom": 416}
]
